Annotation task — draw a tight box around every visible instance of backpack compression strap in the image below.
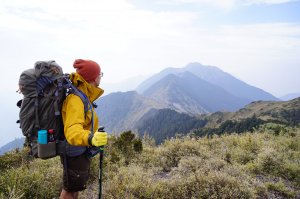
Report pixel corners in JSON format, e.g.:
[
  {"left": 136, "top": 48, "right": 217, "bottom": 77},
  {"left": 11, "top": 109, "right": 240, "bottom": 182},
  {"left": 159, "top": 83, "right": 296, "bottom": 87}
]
[{"left": 34, "top": 76, "right": 63, "bottom": 133}]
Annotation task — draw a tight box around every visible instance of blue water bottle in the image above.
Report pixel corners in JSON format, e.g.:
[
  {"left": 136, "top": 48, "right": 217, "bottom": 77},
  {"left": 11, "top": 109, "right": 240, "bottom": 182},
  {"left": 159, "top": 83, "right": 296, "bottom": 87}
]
[{"left": 38, "top": 129, "right": 48, "bottom": 144}]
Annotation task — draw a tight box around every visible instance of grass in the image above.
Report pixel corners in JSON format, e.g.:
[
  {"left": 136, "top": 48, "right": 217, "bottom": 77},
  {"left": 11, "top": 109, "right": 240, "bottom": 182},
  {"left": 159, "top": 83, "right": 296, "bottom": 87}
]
[{"left": 0, "top": 126, "right": 299, "bottom": 198}]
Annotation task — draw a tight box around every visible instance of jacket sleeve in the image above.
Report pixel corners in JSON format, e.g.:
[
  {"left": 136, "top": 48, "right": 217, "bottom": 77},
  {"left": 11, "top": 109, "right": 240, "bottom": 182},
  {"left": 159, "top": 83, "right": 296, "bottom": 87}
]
[{"left": 62, "top": 94, "right": 91, "bottom": 146}]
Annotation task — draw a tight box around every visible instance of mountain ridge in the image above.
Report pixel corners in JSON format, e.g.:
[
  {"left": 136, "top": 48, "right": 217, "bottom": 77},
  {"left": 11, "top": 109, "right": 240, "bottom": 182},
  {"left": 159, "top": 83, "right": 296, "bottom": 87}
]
[
  {"left": 136, "top": 97, "right": 300, "bottom": 143},
  {"left": 137, "top": 62, "right": 278, "bottom": 102},
  {"left": 96, "top": 91, "right": 168, "bottom": 133},
  {"left": 96, "top": 62, "right": 282, "bottom": 136},
  {"left": 143, "top": 71, "right": 250, "bottom": 113},
  {"left": 0, "top": 137, "right": 24, "bottom": 155}
]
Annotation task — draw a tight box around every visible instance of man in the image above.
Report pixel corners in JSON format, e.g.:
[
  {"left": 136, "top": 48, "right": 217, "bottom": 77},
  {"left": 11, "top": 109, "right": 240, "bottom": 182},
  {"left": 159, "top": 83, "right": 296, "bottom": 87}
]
[{"left": 60, "top": 59, "right": 108, "bottom": 199}]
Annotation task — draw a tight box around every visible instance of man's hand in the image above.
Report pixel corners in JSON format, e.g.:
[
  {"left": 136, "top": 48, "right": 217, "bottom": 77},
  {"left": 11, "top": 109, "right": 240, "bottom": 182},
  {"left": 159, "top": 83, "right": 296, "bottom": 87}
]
[{"left": 91, "top": 131, "right": 108, "bottom": 146}]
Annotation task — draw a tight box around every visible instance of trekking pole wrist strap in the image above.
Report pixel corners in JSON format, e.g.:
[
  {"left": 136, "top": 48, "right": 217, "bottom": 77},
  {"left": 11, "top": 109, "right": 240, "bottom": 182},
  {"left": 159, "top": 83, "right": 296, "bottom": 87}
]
[{"left": 88, "top": 133, "right": 94, "bottom": 146}]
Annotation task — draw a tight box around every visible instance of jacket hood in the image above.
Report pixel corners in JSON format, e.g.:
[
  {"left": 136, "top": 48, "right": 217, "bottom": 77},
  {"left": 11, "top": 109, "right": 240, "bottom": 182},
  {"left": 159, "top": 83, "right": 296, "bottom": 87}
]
[{"left": 70, "top": 73, "right": 104, "bottom": 102}]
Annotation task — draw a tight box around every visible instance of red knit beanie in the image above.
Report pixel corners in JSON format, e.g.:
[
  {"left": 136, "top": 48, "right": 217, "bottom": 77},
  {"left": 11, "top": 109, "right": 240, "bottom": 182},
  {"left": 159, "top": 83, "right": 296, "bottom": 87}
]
[{"left": 73, "top": 59, "right": 101, "bottom": 82}]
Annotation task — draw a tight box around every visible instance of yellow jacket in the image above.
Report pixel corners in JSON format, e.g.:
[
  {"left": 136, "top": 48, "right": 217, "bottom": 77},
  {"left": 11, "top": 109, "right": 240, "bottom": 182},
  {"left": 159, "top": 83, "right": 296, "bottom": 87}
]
[{"left": 62, "top": 73, "right": 104, "bottom": 146}]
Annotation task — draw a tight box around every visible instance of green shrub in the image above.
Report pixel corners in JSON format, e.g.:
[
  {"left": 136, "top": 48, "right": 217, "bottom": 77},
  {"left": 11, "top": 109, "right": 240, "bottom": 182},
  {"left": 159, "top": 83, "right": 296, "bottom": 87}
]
[
  {"left": 259, "top": 123, "right": 290, "bottom": 136},
  {"left": 0, "top": 186, "right": 24, "bottom": 199},
  {"left": 0, "top": 148, "right": 31, "bottom": 171},
  {"left": 112, "top": 131, "right": 143, "bottom": 165},
  {"left": 281, "top": 163, "right": 300, "bottom": 186},
  {"left": 265, "top": 181, "right": 296, "bottom": 198},
  {"left": 0, "top": 157, "right": 62, "bottom": 198},
  {"left": 255, "top": 147, "right": 284, "bottom": 175}
]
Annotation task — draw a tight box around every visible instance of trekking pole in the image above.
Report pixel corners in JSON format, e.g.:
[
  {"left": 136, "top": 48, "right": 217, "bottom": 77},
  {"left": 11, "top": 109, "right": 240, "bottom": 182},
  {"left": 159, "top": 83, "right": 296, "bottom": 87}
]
[{"left": 98, "top": 126, "right": 105, "bottom": 199}]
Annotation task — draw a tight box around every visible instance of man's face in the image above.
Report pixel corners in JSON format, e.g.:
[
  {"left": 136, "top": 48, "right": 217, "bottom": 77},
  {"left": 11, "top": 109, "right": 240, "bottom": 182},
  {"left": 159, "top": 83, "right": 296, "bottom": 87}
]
[{"left": 94, "top": 73, "right": 102, "bottom": 87}]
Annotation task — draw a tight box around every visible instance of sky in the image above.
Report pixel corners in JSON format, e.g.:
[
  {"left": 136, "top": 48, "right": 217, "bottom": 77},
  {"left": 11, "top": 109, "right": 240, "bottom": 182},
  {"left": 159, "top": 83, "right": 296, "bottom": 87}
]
[{"left": 0, "top": 0, "right": 300, "bottom": 147}]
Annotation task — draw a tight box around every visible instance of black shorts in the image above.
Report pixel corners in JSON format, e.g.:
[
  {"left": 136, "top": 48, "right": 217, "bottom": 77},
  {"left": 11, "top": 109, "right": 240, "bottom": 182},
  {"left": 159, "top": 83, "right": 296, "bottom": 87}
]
[{"left": 60, "top": 153, "right": 91, "bottom": 192}]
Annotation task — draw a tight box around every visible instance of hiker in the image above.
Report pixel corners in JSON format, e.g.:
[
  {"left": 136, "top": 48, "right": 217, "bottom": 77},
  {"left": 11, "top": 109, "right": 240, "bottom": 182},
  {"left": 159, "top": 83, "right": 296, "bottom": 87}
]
[{"left": 60, "top": 59, "right": 108, "bottom": 199}]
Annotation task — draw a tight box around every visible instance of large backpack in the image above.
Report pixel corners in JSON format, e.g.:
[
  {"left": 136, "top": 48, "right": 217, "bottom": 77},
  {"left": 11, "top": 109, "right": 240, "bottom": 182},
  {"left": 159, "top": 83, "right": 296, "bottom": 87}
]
[{"left": 17, "top": 60, "right": 90, "bottom": 159}]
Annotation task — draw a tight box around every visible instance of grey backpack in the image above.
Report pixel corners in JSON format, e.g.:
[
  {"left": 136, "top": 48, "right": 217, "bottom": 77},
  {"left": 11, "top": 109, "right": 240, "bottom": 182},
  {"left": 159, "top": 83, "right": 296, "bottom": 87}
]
[{"left": 17, "top": 61, "right": 90, "bottom": 158}]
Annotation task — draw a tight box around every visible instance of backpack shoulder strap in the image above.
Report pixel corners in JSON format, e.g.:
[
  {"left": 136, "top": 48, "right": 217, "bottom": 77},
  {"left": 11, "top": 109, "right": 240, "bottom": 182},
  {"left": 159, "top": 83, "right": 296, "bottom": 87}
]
[
  {"left": 74, "top": 87, "right": 95, "bottom": 133},
  {"left": 70, "top": 84, "right": 90, "bottom": 114},
  {"left": 63, "top": 75, "right": 90, "bottom": 115},
  {"left": 63, "top": 75, "right": 95, "bottom": 133}
]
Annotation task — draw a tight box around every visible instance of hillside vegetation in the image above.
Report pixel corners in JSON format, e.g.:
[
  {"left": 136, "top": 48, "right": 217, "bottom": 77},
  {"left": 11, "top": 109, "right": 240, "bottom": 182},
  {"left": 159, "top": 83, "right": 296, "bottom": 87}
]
[
  {"left": 0, "top": 125, "right": 299, "bottom": 199},
  {"left": 136, "top": 98, "right": 300, "bottom": 144},
  {"left": 203, "top": 97, "right": 300, "bottom": 128}
]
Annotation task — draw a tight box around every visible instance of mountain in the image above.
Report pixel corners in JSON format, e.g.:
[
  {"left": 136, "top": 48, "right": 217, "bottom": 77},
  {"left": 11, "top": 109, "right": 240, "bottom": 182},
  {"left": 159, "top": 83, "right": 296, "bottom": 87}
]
[
  {"left": 96, "top": 62, "right": 280, "bottom": 136},
  {"left": 0, "top": 137, "right": 24, "bottom": 155},
  {"left": 143, "top": 72, "right": 250, "bottom": 114},
  {"left": 136, "top": 108, "right": 206, "bottom": 144},
  {"left": 96, "top": 91, "right": 168, "bottom": 133},
  {"left": 136, "top": 67, "right": 179, "bottom": 93},
  {"left": 96, "top": 71, "right": 250, "bottom": 134},
  {"left": 202, "top": 97, "right": 300, "bottom": 128},
  {"left": 136, "top": 62, "right": 278, "bottom": 102},
  {"left": 136, "top": 97, "right": 300, "bottom": 143},
  {"left": 280, "top": 92, "right": 300, "bottom": 101}
]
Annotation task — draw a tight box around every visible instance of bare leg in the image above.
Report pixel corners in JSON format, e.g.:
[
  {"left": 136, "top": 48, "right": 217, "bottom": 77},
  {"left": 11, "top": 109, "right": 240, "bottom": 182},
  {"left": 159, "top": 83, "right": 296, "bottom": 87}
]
[
  {"left": 74, "top": 192, "right": 79, "bottom": 199},
  {"left": 60, "top": 189, "right": 78, "bottom": 199}
]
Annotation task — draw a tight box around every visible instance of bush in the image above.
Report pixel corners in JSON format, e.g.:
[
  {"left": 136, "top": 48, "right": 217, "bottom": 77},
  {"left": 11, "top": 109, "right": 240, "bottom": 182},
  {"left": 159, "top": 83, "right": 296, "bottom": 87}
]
[
  {"left": 0, "top": 186, "right": 24, "bottom": 199},
  {"left": 157, "top": 138, "right": 207, "bottom": 172},
  {"left": 111, "top": 131, "right": 143, "bottom": 165},
  {"left": 265, "top": 181, "right": 296, "bottom": 198},
  {"left": 0, "top": 148, "right": 31, "bottom": 171},
  {"left": 255, "top": 147, "right": 284, "bottom": 175},
  {"left": 0, "top": 156, "right": 62, "bottom": 198},
  {"left": 281, "top": 163, "right": 300, "bottom": 187},
  {"left": 259, "top": 123, "right": 289, "bottom": 136}
]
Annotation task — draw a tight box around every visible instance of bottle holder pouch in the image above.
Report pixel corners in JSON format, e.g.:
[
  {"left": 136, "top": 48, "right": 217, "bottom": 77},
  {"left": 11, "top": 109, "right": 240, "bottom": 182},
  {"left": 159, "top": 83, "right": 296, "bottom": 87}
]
[
  {"left": 36, "top": 140, "right": 87, "bottom": 159},
  {"left": 38, "top": 142, "right": 56, "bottom": 159}
]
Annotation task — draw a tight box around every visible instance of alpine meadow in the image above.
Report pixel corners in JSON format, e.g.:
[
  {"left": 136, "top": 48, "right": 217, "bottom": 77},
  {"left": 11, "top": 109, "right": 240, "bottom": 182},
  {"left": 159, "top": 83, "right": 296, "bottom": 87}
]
[{"left": 1, "top": 126, "right": 299, "bottom": 198}]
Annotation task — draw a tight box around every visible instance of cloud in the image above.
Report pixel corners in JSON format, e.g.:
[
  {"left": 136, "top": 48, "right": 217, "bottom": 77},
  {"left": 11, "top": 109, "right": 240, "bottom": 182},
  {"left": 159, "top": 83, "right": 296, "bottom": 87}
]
[
  {"left": 2, "top": 1, "right": 299, "bottom": 64},
  {"left": 0, "top": 0, "right": 199, "bottom": 80},
  {"left": 1, "top": 0, "right": 299, "bottom": 91},
  {"left": 156, "top": 0, "right": 236, "bottom": 9},
  {"left": 155, "top": 0, "right": 299, "bottom": 9},
  {"left": 0, "top": 0, "right": 196, "bottom": 43},
  {"left": 242, "top": 0, "right": 299, "bottom": 6}
]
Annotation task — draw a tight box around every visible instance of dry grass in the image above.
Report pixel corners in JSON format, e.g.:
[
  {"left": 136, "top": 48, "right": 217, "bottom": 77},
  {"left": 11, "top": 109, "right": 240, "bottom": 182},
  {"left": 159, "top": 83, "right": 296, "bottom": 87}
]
[{"left": 1, "top": 126, "right": 299, "bottom": 198}]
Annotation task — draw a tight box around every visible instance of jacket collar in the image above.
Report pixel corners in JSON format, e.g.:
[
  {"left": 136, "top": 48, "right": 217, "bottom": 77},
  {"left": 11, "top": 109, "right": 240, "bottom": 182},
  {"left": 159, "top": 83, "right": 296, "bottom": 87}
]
[{"left": 70, "top": 73, "right": 104, "bottom": 102}]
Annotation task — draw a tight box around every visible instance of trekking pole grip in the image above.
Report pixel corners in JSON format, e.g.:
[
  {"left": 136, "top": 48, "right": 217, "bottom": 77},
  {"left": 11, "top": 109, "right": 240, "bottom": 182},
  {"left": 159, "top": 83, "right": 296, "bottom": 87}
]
[
  {"left": 98, "top": 126, "right": 105, "bottom": 132},
  {"left": 97, "top": 126, "right": 105, "bottom": 150}
]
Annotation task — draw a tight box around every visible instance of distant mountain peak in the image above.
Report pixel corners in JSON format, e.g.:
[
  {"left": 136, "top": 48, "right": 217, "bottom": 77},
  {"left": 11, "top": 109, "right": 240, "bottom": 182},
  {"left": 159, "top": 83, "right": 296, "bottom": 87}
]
[
  {"left": 143, "top": 70, "right": 250, "bottom": 114},
  {"left": 137, "top": 62, "right": 277, "bottom": 102},
  {"left": 178, "top": 70, "right": 201, "bottom": 78},
  {"left": 185, "top": 62, "right": 220, "bottom": 72}
]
